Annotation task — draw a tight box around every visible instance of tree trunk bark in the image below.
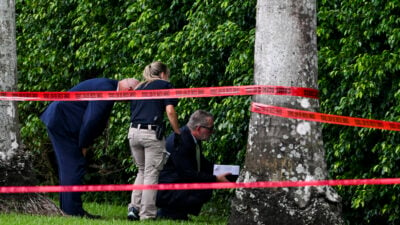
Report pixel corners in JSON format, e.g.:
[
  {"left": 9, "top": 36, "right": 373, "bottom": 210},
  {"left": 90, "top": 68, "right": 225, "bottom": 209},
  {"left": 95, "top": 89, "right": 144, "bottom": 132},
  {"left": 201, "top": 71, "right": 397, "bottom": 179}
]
[
  {"left": 229, "top": 0, "right": 343, "bottom": 224},
  {"left": 0, "top": 0, "right": 62, "bottom": 216}
]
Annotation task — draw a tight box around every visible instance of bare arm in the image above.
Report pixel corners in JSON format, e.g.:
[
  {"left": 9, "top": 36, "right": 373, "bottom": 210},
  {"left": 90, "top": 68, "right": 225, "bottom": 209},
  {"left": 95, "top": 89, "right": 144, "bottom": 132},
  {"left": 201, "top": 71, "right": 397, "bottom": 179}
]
[{"left": 166, "top": 105, "right": 180, "bottom": 134}]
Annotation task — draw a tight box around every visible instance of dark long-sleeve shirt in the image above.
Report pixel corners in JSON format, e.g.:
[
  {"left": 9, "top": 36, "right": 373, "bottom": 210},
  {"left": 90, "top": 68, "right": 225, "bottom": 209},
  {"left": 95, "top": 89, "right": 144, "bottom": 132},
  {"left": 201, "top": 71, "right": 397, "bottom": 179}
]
[
  {"left": 159, "top": 126, "right": 216, "bottom": 184},
  {"left": 40, "top": 78, "right": 118, "bottom": 148}
]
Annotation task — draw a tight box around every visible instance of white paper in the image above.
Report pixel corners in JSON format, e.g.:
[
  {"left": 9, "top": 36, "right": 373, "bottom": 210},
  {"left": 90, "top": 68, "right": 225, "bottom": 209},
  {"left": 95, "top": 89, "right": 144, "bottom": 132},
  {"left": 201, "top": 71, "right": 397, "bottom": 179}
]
[{"left": 213, "top": 164, "right": 240, "bottom": 176}]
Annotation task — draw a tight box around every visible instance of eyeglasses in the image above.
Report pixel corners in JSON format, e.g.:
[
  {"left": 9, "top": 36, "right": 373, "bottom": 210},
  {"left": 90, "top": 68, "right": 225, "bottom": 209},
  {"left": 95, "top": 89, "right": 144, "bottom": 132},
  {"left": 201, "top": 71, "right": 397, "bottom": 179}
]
[{"left": 200, "top": 125, "right": 214, "bottom": 132}]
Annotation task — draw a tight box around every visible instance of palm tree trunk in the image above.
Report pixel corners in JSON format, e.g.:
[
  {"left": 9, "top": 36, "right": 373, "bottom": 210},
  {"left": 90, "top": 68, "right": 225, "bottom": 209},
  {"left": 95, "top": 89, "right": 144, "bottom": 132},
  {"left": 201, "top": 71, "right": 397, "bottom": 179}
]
[
  {"left": 0, "top": 0, "right": 62, "bottom": 216},
  {"left": 229, "top": 0, "right": 343, "bottom": 224}
]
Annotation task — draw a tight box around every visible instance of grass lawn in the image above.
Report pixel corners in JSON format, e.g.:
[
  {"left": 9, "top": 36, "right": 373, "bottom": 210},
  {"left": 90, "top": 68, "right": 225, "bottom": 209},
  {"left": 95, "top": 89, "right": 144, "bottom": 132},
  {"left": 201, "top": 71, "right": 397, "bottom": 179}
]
[{"left": 0, "top": 201, "right": 228, "bottom": 225}]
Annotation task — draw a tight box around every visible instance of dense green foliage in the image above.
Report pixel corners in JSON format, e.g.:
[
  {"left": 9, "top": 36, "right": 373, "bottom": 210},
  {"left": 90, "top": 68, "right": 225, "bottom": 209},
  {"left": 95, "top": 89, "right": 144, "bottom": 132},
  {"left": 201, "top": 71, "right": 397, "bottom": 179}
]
[
  {"left": 14, "top": 0, "right": 400, "bottom": 224},
  {"left": 16, "top": 0, "right": 254, "bottom": 204},
  {"left": 318, "top": 0, "right": 400, "bottom": 224}
]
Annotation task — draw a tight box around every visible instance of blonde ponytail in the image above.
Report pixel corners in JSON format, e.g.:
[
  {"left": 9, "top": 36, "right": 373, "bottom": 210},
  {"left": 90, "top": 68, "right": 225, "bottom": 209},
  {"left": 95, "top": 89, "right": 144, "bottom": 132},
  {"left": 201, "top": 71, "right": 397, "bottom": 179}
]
[
  {"left": 135, "top": 61, "right": 170, "bottom": 89},
  {"left": 143, "top": 61, "right": 170, "bottom": 82}
]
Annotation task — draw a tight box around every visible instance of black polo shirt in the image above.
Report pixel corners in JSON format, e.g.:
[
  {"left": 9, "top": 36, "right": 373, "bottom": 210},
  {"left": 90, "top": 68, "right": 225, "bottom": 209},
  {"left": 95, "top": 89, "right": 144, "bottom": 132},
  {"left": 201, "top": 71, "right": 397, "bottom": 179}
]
[{"left": 130, "top": 80, "right": 178, "bottom": 125}]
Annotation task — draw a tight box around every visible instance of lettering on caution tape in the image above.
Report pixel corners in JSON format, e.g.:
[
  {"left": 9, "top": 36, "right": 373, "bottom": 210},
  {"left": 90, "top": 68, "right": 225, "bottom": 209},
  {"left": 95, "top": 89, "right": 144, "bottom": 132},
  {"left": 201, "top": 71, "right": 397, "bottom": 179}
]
[
  {"left": 0, "top": 85, "right": 319, "bottom": 101},
  {"left": 251, "top": 102, "right": 400, "bottom": 131}
]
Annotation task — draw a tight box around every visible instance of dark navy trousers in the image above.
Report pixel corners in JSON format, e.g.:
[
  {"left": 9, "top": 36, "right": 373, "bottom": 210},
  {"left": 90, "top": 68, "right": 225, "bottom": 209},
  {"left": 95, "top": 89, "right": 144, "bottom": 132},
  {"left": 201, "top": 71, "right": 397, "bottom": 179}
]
[
  {"left": 47, "top": 128, "right": 86, "bottom": 216},
  {"left": 157, "top": 189, "right": 212, "bottom": 216}
]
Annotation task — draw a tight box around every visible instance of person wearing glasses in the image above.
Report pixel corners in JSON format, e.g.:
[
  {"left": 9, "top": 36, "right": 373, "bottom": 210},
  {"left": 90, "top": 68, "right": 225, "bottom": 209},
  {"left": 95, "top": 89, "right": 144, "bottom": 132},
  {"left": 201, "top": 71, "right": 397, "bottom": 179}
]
[{"left": 156, "top": 110, "right": 230, "bottom": 220}]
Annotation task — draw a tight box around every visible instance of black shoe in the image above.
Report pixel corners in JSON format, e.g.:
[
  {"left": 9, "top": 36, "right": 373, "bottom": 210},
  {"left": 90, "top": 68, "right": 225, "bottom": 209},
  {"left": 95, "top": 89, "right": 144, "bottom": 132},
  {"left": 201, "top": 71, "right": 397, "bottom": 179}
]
[
  {"left": 82, "top": 211, "right": 102, "bottom": 219},
  {"left": 127, "top": 207, "right": 140, "bottom": 221},
  {"left": 157, "top": 208, "right": 188, "bottom": 221}
]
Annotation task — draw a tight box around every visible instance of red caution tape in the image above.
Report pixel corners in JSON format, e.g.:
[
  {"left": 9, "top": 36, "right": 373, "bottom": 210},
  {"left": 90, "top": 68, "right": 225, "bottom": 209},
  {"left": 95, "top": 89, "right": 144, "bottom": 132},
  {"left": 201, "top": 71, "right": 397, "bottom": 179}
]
[
  {"left": 251, "top": 102, "right": 400, "bottom": 131},
  {"left": 0, "top": 85, "right": 318, "bottom": 101},
  {"left": 2, "top": 88, "right": 399, "bottom": 193},
  {"left": 1, "top": 178, "right": 400, "bottom": 193}
]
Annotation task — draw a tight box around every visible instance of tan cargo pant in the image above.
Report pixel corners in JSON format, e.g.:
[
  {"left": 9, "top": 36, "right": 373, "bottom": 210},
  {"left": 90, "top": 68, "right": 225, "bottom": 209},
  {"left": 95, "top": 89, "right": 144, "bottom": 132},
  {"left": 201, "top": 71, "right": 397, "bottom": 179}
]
[{"left": 127, "top": 125, "right": 168, "bottom": 220}]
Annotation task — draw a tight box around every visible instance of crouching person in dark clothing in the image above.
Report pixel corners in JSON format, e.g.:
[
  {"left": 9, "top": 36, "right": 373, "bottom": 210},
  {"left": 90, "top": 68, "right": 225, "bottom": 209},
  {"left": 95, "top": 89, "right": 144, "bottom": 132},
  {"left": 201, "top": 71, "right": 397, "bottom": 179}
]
[{"left": 156, "top": 110, "right": 230, "bottom": 220}]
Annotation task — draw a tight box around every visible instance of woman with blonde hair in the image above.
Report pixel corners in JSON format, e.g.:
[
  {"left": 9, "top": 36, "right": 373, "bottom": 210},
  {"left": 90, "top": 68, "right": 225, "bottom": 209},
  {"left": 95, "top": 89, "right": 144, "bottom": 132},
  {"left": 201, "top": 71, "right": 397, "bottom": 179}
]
[{"left": 127, "top": 61, "right": 180, "bottom": 221}]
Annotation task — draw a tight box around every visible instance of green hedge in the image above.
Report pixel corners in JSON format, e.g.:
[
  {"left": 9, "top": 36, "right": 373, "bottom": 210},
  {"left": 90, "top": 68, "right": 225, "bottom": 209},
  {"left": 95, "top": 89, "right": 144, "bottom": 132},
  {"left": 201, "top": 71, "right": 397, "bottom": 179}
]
[
  {"left": 16, "top": 0, "right": 255, "bottom": 205},
  {"left": 15, "top": 0, "right": 400, "bottom": 224},
  {"left": 318, "top": 1, "right": 400, "bottom": 224}
]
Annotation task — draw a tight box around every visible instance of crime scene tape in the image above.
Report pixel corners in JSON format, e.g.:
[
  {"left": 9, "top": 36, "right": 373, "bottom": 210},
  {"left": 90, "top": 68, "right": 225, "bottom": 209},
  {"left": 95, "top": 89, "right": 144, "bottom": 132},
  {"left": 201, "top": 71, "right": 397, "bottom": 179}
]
[
  {"left": 251, "top": 102, "right": 400, "bottom": 131},
  {"left": 2, "top": 178, "right": 400, "bottom": 193},
  {"left": 3, "top": 87, "right": 400, "bottom": 193},
  {"left": 0, "top": 85, "right": 318, "bottom": 101}
]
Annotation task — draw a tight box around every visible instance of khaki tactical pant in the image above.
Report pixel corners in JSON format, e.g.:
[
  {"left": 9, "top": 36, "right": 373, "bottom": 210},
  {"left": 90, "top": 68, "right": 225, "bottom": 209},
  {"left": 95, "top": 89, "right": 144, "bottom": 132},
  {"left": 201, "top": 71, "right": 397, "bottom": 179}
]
[{"left": 128, "top": 125, "right": 168, "bottom": 220}]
